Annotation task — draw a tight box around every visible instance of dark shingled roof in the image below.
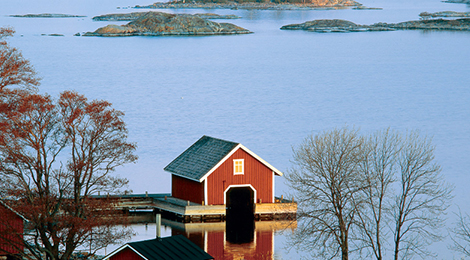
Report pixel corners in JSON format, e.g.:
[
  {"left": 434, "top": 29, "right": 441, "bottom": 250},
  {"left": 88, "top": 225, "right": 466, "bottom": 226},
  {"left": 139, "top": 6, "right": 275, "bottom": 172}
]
[
  {"left": 164, "top": 136, "right": 239, "bottom": 181},
  {"left": 126, "top": 235, "right": 213, "bottom": 260}
]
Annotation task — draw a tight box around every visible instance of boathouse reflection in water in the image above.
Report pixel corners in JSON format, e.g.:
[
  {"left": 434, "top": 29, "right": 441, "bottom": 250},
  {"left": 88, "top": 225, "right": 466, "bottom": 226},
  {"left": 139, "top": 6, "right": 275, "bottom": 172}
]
[{"left": 165, "top": 219, "right": 296, "bottom": 260}]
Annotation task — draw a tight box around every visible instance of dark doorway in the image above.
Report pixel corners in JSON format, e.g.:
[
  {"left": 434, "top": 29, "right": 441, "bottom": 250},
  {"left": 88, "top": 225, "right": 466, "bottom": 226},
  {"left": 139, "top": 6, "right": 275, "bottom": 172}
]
[{"left": 225, "top": 187, "right": 255, "bottom": 244}]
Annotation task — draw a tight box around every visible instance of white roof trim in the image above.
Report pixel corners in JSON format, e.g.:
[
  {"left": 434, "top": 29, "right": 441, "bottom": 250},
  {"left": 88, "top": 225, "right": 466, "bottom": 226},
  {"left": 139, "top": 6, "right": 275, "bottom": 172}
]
[
  {"left": 239, "top": 144, "right": 284, "bottom": 177},
  {"left": 168, "top": 171, "right": 201, "bottom": 183},
  {"left": 102, "top": 244, "right": 149, "bottom": 260},
  {"left": 0, "top": 199, "right": 29, "bottom": 222},
  {"left": 200, "top": 144, "right": 283, "bottom": 182}
]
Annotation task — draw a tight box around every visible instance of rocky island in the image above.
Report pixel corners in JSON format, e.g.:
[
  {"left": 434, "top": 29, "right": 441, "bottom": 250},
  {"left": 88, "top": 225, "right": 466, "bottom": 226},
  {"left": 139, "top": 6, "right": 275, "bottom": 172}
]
[
  {"left": 134, "top": 0, "right": 360, "bottom": 10},
  {"left": 419, "top": 11, "right": 470, "bottom": 18},
  {"left": 10, "top": 13, "right": 86, "bottom": 18},
  {"left": 83, "top": 11, "right": 251, "bottom": 36},
  {"left": 280, "top": 18, "right": 470, "bottom": 32},
  {"left": 92, "top": 12, "right": 240, "bottom": 21},
  {"left": 442, "top": 0, "right": 470, "bottom": 3}
]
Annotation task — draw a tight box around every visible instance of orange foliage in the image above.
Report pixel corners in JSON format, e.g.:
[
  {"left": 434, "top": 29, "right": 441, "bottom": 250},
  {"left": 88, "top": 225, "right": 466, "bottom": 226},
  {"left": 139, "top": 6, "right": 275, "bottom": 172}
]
[
  {"left": 0, "top": 90, "right": 137, "bottom": 260},
  {"left": 0, "top": 27, "right": 40, "bottom": 91}
]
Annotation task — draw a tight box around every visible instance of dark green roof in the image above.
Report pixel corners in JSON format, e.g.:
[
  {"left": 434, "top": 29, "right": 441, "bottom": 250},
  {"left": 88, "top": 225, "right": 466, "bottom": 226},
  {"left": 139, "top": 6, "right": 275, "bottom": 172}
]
[
  {"left": 164, "top": 136, "right": 239, "bottom": 181},
  {"left": 127, "top": 235, "right": 213, "bottom": 260}
]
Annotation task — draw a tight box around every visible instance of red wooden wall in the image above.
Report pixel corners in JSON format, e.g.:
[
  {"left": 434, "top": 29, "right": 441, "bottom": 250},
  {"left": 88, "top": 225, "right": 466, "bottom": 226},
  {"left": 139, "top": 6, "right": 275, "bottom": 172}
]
[
  {"left": 0, "top": 204, "right": 24, "bottom": 256},
  {"left": 172, "top": 174, "right": 204, "bottom": 204},
  {"left": 109, "top": 247, "right": 143, "bottom": 260},
  {"left": 206, "top": 148, "right": 273, "bottom": 205}
]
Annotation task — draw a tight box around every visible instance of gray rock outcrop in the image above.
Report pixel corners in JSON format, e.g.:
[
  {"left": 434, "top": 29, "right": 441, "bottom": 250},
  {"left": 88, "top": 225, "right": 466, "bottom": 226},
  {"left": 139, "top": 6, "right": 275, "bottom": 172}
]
[
  {"left": 419, "top": 11, "right": 470, "bottom": 18},
  {"left": 281, "top": 18, "right": 470, "bottom": 32},
  {"left": 10, "top": 13, "right": 85, "bottom": 18},
  {"left": 84, "top": 12, "right": 251, "bottom": 36},
  {"left": 134, "top": 1, "right": 361, "bottom": 10},
  {"left": 92, "top": 12, "right": 240, "bottom": 21},
  {"left": 442, "top": 0, "right": 470, "bottom": 4}
]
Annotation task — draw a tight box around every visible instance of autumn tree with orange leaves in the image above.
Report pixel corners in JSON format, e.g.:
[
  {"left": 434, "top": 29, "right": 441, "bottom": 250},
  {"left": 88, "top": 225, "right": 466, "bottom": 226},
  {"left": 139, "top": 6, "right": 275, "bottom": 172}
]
[
  {"left": 0, "top": 89, "right": 138, "bottom": 260},
  {"left": 0, "top": 27, "right": 40, "bottom": 91}
]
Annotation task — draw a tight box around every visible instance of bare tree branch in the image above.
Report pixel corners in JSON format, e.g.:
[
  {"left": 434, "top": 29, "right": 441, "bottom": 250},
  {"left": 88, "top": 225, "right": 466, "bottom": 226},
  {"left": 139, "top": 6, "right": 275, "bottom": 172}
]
[
  {"left": 285, "top": 127, "right": 366, "bottom": 260},
  {"left": 392, "top": 131, "right": 453, "bottom": 260},
  {"left": 450, "top": 210, "right": 470, "bottom": 257},
  {"left": 286, "top": 128, "right": 453, "bottom": 260}
]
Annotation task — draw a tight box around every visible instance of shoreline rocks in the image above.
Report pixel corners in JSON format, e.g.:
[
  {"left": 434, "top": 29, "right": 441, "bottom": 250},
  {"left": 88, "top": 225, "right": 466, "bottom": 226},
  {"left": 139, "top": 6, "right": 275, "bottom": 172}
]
[
  {"left": 442, "top": 0, "right": 470, "bottom": 3},
  {"left": 41, "top": 33, "right": 65, "bottom": 36},
  {"left": 196, "top": 13, "right": 240, "bottom": 19},
  {"left": 352, "top": 5, "right": 382, "bottom": 10},
  {"left": 10, "top": 13, "right": 86, "bottom": 18},
  {"left": 280, "top": 18, "right": 470, "bottom": 32},
  {"left": 84, "top": 11, "right": 251, "bottom": 36},
  {"left": 134, "top": 1, "right": 361, "bottom": 10},
  {"left": 92, "top": 12, "right": 240, "bottom": 21},
  {"left": 419, "top": 11, "right": 470, "bottom": 18}
]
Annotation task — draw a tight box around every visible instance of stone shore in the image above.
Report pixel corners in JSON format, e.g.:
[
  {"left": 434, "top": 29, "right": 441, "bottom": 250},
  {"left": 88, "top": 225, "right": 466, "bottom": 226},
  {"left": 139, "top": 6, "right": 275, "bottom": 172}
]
[
  {"left": 134, "top": 1, "right": 360, "bottom": 10},
  {"left": 92, "top": 12, "right": 240, "bottom": 21},
  {"left": 10, "top": 13, "right": 86, "bottom": 18},
  {"left": 419, "top": 11, "right": 470, "bottom": 18},
  {"left": 442, "top": 0, "right": 470, "bottom": 3},
  {"left": 280, "top": 18, "right": 470, "bottom": 32}
]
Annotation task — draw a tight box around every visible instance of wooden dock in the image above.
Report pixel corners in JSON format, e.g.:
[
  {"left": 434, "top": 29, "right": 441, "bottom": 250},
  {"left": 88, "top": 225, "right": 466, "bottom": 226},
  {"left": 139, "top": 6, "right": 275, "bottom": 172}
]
[{"left": 110, "top": 194, "right": 297, "bottom": 223}]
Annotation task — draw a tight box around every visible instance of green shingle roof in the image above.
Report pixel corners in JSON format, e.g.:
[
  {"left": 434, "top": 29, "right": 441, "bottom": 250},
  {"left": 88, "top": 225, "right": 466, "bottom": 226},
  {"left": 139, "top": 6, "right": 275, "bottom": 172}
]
[
  {"left": 164, "top": 136, "right": 239, "bottom": 182},
  {"left": 127, "top": 235, "right": 213, "bottom": 260}
]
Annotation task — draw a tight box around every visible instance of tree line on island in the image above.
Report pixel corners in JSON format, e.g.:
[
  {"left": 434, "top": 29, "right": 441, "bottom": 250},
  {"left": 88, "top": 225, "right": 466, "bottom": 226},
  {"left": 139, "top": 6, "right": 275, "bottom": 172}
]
[{"left": 1, "top": 26, "right": 470, "bottom": 260}]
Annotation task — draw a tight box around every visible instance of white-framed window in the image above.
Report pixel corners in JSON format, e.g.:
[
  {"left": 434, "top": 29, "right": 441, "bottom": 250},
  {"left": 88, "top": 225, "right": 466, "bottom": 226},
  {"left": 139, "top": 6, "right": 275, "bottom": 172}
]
[{"left": 233, "top": 159, "right": 244, "bottom": 175}]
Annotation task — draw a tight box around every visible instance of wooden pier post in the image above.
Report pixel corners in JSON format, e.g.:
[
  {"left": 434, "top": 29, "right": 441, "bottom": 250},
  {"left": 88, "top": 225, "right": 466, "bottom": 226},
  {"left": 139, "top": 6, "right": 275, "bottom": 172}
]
[{"left": 156, "top": 214, "right": 161, "bottom": 238}]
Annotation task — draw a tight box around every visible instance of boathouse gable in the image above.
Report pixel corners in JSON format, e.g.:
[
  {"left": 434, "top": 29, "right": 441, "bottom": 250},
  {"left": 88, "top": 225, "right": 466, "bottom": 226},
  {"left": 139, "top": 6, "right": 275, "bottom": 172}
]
[
  {"left": 206, "top": 148, "right": 274, "bottom": 205},
  {"left": 165, "top": 136, "right": 283, "bottom": 206}
]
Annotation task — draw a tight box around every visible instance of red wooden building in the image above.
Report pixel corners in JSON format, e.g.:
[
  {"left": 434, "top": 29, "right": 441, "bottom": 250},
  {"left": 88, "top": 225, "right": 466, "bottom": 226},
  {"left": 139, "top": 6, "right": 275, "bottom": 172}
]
[
  {"left": 164, "top": 136, "right": 283, "bottom": 206},
  {"left": 0, "top": 200, "right": 25, "bottom": 259},
  {"left": 103, "top": 235, "right": 213, "bottom": 260}
]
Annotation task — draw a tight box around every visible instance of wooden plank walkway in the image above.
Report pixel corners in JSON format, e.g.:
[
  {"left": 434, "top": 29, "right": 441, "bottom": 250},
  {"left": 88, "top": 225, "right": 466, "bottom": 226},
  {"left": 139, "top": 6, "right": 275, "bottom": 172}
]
[{"left": 109, "top": 194, "right": 297, "bottom": 223}]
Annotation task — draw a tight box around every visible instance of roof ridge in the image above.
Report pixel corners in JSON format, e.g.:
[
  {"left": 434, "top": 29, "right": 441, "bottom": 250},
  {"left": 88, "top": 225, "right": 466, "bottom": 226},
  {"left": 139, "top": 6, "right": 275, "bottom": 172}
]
[{"left": 200, "top": 135, "right": 239, "bottom": 145}]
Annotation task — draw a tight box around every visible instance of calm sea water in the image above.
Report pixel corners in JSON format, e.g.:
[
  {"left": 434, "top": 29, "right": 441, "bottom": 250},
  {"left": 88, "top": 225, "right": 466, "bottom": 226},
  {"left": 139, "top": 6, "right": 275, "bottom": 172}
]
[{"left": 2, "top": 0, "right": 470, "bottom": 258}]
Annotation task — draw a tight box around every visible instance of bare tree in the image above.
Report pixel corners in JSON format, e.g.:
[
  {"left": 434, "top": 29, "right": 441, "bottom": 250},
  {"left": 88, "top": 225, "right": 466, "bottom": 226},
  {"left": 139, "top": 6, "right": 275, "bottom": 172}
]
[
  {"left": 0, "top": 90, "right": 138, "bottom": 260},
  {"left": 286, "top": 128, "right": 453, "bottom": 260},
  {"left": 450, "top": 210, "right": 470, "bottom": 257},
  {"left": 355, "top": 128, "right": 400, "bottom": 260},
  {"left": 285, "top": 127, "right": 367, "bottom": 260},
  {"left": 0, "top": 27, "right": 40, "bottom": 91},
  {"left": 392, "top": 132, "right": 453, "bottom": 260}
]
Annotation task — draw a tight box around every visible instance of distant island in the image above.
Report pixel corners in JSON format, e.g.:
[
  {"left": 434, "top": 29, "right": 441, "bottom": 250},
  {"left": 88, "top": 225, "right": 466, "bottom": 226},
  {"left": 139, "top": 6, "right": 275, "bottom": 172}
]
[
  {"left": 134, "top": 0, "right": 361, "bottom": 10},
  {"left": 10, "top": 13, "right": 86, "bottom": 18},
  {"left": 419, "top": 11, "right": 470, "bottom": 18},
  {"left": 280, "top": 18, "right": 470, "bottom": 32},
  {"left": 92, "top": 12, "right": 240, "bottom": 21},
  {"left": 442, "top": 0, "right": 470, "bottom": 3},
  {"left": 83, "top": 11, "right": 251, "bottom": 36}
]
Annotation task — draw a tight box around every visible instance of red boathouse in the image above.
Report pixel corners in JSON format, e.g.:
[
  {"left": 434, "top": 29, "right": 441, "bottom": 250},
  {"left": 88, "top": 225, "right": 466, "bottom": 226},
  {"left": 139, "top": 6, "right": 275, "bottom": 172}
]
[{"left": 164, "top": 136, "right": 283, "bottom": 206}]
